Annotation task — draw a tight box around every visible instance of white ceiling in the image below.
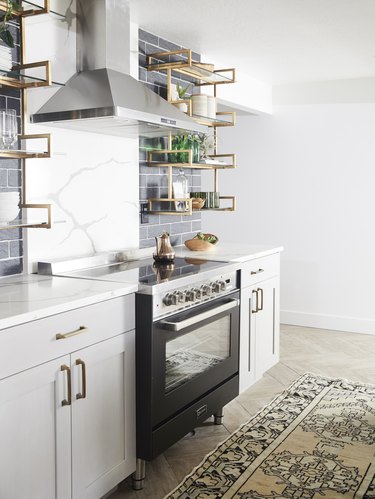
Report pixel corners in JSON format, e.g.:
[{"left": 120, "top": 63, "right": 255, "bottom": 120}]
[{"left": 129, "top": 0, "right": 375, "bottom": 85}]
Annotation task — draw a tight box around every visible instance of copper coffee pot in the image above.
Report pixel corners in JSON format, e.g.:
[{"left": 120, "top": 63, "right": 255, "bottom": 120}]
[{"left": 153, "top": 231, "right": 175, "bottom": 262}]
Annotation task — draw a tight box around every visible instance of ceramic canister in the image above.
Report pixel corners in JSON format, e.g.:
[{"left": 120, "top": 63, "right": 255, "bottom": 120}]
[
  {"left": 191, "top": 94, "right": 208, "bottom": 117},
  {"left": 206, "top": 96, "right": 217, "bottom": 119}
]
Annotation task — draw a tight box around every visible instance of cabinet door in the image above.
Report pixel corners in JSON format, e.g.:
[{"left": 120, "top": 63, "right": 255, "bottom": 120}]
[
  {"left": 71, "top": 331, "right": 136, "bottom": 499},
  {"left": 0, "top": 356, "right": 71, "bottom": 499},
  {"left": 239, "top": 285, "right": 257, "bottom": 393},
  {"left": 255, "top": 276, "right": 280, "bottom": 379}
]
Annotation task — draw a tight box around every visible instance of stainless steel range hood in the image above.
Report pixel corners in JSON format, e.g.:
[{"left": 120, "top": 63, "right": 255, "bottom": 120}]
[{"left": 30, "top": 0, "right": 207, "bottom": 138}]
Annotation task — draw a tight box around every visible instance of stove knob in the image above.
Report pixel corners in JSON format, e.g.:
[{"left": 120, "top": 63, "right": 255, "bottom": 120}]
[
  {"left": 219, "top": 280, "right": 227, "bottom": 291},
  {"left": 212, "top": 281, "right": 221, "bottom": 293},
  {"left": 201, "top": 284, "right": 211, "bottom": 296},
  {"left": 193, "top": 288, "right": 202, "bottom": 299},
  {"left": 163, "top": 293, "right": 177, "bottom": 306},
  {"left": 186, "top": 289, "right": 197, "bottom": 301},
  {"left": 214, "top": 280, "right": 226, "bottom": 292},
  {"left": 174, "top": 291, "right": 186, "bottom": 303}
]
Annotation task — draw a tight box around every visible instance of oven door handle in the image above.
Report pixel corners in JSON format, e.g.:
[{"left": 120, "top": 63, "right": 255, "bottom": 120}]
[{"left": 159, "top": 299, "right": 239, "bottom": 332}]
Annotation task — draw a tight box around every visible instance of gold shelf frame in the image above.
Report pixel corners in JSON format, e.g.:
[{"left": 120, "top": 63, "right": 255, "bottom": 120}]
[
  {"left": 0, "top": 0, "right": 50, "bottom": 17},
  {"left": 144, "top": 48, "right": 238, "bottom": 216},
  {"left": 147, "top": 197, "right": 193, "bottom": 216},
  {"left": 147, "top": 150, "right": 237, "bottom": 170},
  {"left": 146, "top": 49, "right": 235, "bottom": 86},
  {"left": 0, "top": 134, "right": 51, "bottom": 159},
  {"left": 0, "top": 7, "right": 53, "bottom": 231},
  {"left": 0, "top": 61, "right": 52, "bottom": 89}
]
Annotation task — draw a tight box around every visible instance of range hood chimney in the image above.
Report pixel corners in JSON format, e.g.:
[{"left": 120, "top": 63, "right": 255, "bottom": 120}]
[{"left": 30, "top": 0, "right": 207, "bottom": 137}]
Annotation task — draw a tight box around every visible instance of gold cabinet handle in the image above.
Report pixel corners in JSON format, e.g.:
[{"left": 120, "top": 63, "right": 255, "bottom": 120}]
[
  {"left": 60, "top": 364, "right": 72, "bottom": 406},
  {"left": 257, "top": 288, "right": 264, "bottom": 312},
  {"left": 251, "top": 289, "right": 258, "bottom": 314},
  {"left": 75, "top": 359, "right": 87, "bottom": 400},
  {"left": 56, "top": 326, "right": 88, "bottom": 340},
  {"left": 251, "top": 268, "right": 264, "bottom": 275}
]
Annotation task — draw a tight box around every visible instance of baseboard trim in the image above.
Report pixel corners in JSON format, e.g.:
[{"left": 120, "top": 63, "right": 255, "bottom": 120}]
[{"left": 281, "top": 310, "right": 375, "bottom": 336}]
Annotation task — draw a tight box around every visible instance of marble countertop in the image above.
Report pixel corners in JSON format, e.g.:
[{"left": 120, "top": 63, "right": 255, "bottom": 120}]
[
  {"left": 174, "top": 242, "right": 283, "bottom": 262},
  {"left": 0, "top": 274, "right": 138, "bottom": 331},
  {"left": 0, "top": 243, "right": 282, "bottom": 331}
]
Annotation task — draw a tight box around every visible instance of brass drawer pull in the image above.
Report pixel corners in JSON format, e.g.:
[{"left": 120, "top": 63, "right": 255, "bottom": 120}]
[
  {"left": 76, "top": 359, "right": 87, "bottom": 400},
  {"left": 250, "top": 268, "right": 264, "bottom": 275},
  {"left": 251, "top": 289, "right": 258, "bottom": 314},
  {"left": 60, "top": 364, "right": 72, "bottom": 407},
  {"left": 56, "top": 326, "right": 88, "bottom": 340},
  {"left": 257, "top": 287, "right": 264, "bottom": 312}
]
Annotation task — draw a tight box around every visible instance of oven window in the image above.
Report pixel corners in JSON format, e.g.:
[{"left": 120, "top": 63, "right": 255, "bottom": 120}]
[{"left": 165, "top": 316, "right": 231, "bottom": 394}]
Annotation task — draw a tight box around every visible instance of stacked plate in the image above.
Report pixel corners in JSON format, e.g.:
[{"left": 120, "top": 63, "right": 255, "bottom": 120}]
[
  {"left": 0, "top": 192, "right": 20, "bottom": 222},
  {"left": 0, "top": 44, "right": 12, "bottom": 72}
]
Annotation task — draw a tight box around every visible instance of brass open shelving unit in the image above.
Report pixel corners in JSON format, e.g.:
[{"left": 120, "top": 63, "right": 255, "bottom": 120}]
[
  {"left": 146, "top": 48, "right": 237, "bottom": 216},
  {"left": 0, "top": 0, "right": 60, "bottom": 230}
]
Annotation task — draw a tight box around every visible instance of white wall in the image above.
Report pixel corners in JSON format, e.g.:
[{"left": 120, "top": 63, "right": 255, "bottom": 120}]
[
  {"left": 202, "top": 90, "right": 375, "bottom": 334},
  {"left": 23, "top": 2, "right": 139, "bottom": 272}
]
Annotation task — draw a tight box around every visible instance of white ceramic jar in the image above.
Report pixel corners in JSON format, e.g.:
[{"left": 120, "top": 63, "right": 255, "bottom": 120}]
[
  {"left": 191, "top": 94, "right": 208, "bottom": 118},
  {"left": 207, "top": 96, "right": 217, "bottom": 119}
]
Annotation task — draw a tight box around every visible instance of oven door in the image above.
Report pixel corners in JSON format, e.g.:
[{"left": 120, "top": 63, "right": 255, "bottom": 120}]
[{"left": 152, "top": 291, "right": 239, "bottom": 426}]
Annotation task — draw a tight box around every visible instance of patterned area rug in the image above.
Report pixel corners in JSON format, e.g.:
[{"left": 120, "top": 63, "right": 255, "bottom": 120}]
[{"left": 165, "top": 373, "right": 375, "bottom": 498}]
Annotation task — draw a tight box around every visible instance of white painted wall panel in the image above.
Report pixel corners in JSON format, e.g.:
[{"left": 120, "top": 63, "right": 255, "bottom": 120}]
[{"left": 202, "top": 101, "right": 375, "bottom": 334}]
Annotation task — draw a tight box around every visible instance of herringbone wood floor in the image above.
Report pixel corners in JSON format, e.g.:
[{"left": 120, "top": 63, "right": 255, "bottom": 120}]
[{"left": 108, "top": 324, "right": 375, "bottom": 499}]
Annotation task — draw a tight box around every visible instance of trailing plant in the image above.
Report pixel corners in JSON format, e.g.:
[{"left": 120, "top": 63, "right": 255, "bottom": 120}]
[{"left": 0, "top": 0, "right": 19, "bottom": 48}]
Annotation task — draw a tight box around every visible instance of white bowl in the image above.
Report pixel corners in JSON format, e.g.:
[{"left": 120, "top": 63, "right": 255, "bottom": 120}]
[
  {"left": 0, "top": 201, "right": 20, "bottom": 206},
  {"left": 0, "top": 199, "right": 20, "bottom": 205},
  {"left": 0, "top": 193, "right": 20, "bottom": 201},
  {"left": 0, "top": 206, "right": 20, "bottom": 222}
]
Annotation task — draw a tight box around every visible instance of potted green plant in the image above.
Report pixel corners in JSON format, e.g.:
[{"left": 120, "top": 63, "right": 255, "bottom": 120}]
[
  {"left": 174, "top": 83, "right": 190, "bottom": 113},
  {"left": 0, "top": 1, "right": 19, "bottom": 48}
]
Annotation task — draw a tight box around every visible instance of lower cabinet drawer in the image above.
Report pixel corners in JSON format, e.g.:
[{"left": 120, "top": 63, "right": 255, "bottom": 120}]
[
  {"left": 0, "top": 294, "right": 135, "bottom": 380},
  {"left": 241, "top": 253, "right": 280, "bottom": 288}
]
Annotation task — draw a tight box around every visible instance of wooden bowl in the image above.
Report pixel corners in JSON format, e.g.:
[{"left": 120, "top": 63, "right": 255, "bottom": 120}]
[
  {"left": 185, "top": 239, "right": 214, "bottom": 251},
  {"left": 184, "top": 233, "right": 219, "bottom": 251},
  {"left": 192, "top": 197, "right": 206, "bottom": 210}
]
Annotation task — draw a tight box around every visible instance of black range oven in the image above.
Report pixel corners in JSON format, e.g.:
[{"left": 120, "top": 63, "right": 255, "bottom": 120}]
[
  {"left": 36, "top": 252, "right": 240, "bottom": 490},
  {"left": 135, "top": 266, "right": 240, "bottom": 488}
]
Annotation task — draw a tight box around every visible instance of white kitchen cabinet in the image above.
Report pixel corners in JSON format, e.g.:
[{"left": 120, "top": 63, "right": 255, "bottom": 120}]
[
  {"left": 0, "top": 356, "right": 72, "bottom": 499},
  {"left": 239, "top": 255, "right": 280, "bottom": 393},
  {"left": 0, "top": 296, "right": 136, "bottom": 499},
  {"left": 72, "top": 332, "right": 135, "bottom": 499},
  {"left": 239, "top": 284, "right": 257, "bottom": 392},
  {"left": 253, "top": 277, "right": 280, "bottom": 378}
]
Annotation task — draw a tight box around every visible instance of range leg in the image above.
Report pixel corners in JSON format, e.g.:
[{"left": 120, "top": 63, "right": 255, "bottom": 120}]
[
  {"left": 131, "top": 458, "right": 146, "bottom": 490},
  {"left": 214, "top": 407, "right": 224, "bottom": 425}
]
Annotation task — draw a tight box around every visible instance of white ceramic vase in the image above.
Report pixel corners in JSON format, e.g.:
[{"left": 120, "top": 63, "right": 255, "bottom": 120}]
[{"left": 175, "top": 102, "right": 188, "bottom": 113}]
